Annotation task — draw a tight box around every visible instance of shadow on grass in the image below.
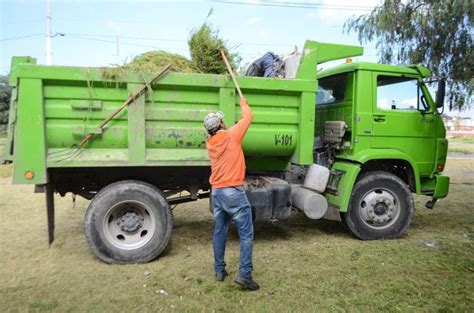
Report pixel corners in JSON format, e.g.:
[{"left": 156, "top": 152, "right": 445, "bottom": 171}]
[{"left": 172, "top": 212, "right": 351, "bottom": 246}]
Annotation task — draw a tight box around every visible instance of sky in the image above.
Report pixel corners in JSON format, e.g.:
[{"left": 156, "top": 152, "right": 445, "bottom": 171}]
[{"left": 0, "top": 0, "right": 471, "bottom": 117}]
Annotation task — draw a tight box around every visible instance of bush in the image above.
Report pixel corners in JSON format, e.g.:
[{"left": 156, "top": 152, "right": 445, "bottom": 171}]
[{"left": 0, "top": 76, "right": 11, "bottom": 131}]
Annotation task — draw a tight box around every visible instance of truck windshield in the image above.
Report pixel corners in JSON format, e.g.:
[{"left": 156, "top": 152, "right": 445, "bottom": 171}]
[{"left": 317, "top": 74, "right": 347, "bottom": 105}]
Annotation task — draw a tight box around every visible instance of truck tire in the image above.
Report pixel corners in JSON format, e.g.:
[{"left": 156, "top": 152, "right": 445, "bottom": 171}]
[
  {"left": 84, "top": 180, "right": 173, "bottom": 264},
  {"left": 344, "top": 171, "right": 414, "bottom": 240}
]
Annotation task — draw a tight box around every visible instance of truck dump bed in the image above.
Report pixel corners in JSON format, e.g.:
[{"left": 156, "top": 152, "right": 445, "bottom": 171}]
[{"left": 4, "top": 41, "right": 363, "bottom": 185}]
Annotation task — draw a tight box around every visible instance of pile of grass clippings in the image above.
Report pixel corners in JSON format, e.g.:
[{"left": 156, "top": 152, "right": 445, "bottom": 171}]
[
  {"left": 101, "top": 51, "right": 196, "bottom": 79},
  {"left": 188, "top": 23, "right": 239, "bottom": 74},
  {"left": 124, "top": 51, "right": 195, "bottom": 73},
  {"left": 101, "top": 23, "right": 239, "bottom": 80}
]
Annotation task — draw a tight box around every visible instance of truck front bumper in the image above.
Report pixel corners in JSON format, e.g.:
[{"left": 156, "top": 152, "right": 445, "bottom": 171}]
[
  {"left": 420, "top": 173, "right": 450, "bottom": 199},
  {"left": 433, "top": 174, "right": 450, "bottom": 199}
]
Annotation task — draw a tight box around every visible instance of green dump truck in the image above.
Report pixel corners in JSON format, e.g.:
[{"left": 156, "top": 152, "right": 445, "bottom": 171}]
[{"left": 2, "top": 41, "right": 450, "bottom": 264}]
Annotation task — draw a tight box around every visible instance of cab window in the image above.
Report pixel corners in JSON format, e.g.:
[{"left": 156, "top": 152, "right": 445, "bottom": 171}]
[
  {"left": 377, "top": 76, "right": 422, "bottom": 111},
  {"left": 317, "top": 74, "right": 347, "bottom": 105}
]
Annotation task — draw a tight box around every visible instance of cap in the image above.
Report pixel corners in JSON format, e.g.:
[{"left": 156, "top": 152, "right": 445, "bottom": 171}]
[{"left": 204, "top": 111, "right": 224, "bottom": 132}]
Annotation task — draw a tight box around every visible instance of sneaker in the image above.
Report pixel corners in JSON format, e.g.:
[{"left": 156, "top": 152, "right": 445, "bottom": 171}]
[
  {"left": 215, "top": 270, "right": 229, "bottom": 282},
  {"left": 234, "top": 274, "right": 260, "bottom": 291}
]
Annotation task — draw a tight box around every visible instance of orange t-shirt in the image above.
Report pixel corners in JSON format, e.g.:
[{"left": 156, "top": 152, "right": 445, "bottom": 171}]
[{"left": 206, "top": 100, "right": 253, "bottom": 189}]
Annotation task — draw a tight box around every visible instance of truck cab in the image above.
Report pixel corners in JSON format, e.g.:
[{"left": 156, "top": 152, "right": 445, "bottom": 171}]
[{"left": 315, "top": 61, "right": 449, "bottom": 239}]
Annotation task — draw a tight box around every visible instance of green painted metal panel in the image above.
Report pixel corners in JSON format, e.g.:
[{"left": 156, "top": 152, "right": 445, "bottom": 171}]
[
  {"left": 297, "top": 42, "right": 363, "bottom": 80},
  {"left": 14, "top": 67, "right": 312, "bottom": 171},
  {"left": 292, "top": 91, "right": 316, "bottom": 165},
  {"left": 433, "top": 174, "right": 449, "bottom": 199},
  {"left": 10, "top": 40, "right": 371, "bottom": 177},
  {"left": 407, "top": 65, "right": 432, "bottom": 78},
  {"left": 17, "top": 65, "right": 317, "bottom": 92},
  {"left": 369, "top": 71, "right": 437, "bottom": 176},
  {"left": 70, "top": 100, "right": 103, "bottom": 110},
  {"left": 29, "top": 68, "right": 311, "bottom": 170},
  {"left": 128, "top": 83, "right": 146, "bottom": 164},
  {"left": 2, "top": 57, "right": 37, "bottom": 163},
  {"left": 9, "top": 56, "right": 37, "bottom": 86},
  {"left": 344, "top": 148, "right": 422, "bottom": 193},
  {"left": 5, "top": 53, "right": 451, "bottom": 212},
  {"left": 13, "top": 78, "right": 47, "bottom": 184},
  {"left": 433, "top": 138, "right": 448, "bottom": 174},
  {"left": 246, "top": 157, "right": 292, "bottom": 171},
  {"left": 325, "top": 161, "right": 361, "bottom": 212},
  {"left": 318, "top": 62, "right": 427, "bottom": 80},
  {"left": 318, "top": 67, "right": 449, "bottom": 197},
  {"left": 219, "top": 88, "right": 236, "bottom": 126},
  {"left": 47, "top": 148, "right": 129, "bottom": 167},
  {"left": 9, "top": 39, "right": 448, "bottom": 201}
]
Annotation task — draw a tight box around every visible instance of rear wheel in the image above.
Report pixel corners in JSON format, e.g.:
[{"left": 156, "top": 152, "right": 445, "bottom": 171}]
[
  {"left": 344, "top": 171, "right": 414, "bottom": 240},
  {"left": 84, "top": 180, "right": 172, "bottom": 264}
]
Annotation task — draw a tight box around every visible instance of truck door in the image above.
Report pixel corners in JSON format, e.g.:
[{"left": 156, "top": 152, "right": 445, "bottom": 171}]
[{"left": 371, "top": 73, "right": 437, "bottom": 175}]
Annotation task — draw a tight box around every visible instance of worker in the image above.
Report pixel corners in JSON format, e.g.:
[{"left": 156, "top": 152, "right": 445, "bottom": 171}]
[{"left": 204, "top": 97, "right": 259, "bottom": 291}]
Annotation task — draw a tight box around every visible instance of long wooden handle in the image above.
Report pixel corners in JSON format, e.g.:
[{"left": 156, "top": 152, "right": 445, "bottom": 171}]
[
  {"left": 220, "top": 50, "right": 243, "bottom": 99},
  {"left": 78, "top": 64, "right": 171, "bottom": 148},
  {"left": 78, "top": 133, "right": 94, "bottom": 148}
]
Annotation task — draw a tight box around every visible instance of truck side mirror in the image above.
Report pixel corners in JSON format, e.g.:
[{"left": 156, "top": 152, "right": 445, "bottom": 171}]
[{"left": 435, "top": 79, "right": 446, "bottom": 108}]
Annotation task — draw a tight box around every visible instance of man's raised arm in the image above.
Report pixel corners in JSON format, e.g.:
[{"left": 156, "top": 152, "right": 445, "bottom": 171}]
[{"left": 229, "top": 97, "right": 253, "bottom": 143}]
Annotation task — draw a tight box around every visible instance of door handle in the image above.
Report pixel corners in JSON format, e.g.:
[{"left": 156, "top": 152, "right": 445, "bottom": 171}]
[{"left": 373, "top": 115, "right": 386, "bottom": 122}]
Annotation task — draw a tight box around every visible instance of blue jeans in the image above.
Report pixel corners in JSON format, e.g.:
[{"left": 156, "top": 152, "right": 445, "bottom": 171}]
[{"left": 212, "top": 186, "right": 254, "bottom": 279}]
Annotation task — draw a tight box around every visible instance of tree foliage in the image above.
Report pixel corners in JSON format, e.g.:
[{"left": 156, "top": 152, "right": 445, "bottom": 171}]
[
  {"left": 345, "top": 0, "right": 473, "bottom": 110},
  {"left": 0, "top": 75, "right": 11, "bottom": 129}
]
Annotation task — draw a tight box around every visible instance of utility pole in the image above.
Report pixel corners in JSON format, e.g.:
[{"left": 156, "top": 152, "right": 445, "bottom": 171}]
[
  {"left": 116, "top": 33, "right": 120, "bottom": 60},
  {"left": 46, "top": 0, "right": 52, "bottom": 65}
]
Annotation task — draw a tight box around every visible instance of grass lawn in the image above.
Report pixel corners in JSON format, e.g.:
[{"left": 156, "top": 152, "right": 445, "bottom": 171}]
[
  {"left": 0, "top": 158, "right": 473, "bottom": 312},
  {"left": 448, "top": 136, "right": 474, "bottom": 154}
]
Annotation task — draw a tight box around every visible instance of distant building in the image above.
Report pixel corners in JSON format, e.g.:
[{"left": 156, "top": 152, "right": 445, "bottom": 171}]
[{"left": 443, "top": 116, "right": 473, "bottom": 131}]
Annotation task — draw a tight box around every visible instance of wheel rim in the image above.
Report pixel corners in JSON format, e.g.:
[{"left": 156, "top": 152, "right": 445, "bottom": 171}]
[
  {"left": 103, "top": 200, "right": 156, "bottom": 250},
  {"left": 358, "top": 188, "right": 401, "bottom": 230}
]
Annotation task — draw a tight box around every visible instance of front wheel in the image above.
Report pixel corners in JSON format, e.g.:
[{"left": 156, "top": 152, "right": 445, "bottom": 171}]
[
  {"left": 344, "top": 171, "right": 414, "bottom": 240},
  {"left": 84, "top": 180, "right": 173, "bottom": 264}
]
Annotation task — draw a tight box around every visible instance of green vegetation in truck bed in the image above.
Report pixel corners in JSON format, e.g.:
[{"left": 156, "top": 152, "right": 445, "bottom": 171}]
[
  {"left": 188, "top": 23, "right": 239, "bottom": 74},
  {"left": 101, "top": 23, "right": 238, "bottom": 79},
  {"left": 101, "top": 51, "right": 197, "bottom": 79}
]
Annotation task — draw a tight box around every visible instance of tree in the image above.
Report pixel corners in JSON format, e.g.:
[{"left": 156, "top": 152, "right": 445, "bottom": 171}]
[
  {"left": 345, "top": 0, "right": 473, "bottom": 111},
  {"left": 0, "top": 75, "right": 12, "bottom": 132}
]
